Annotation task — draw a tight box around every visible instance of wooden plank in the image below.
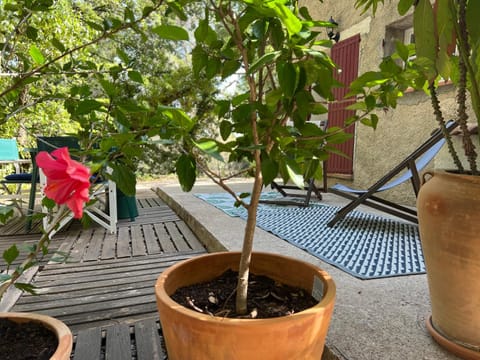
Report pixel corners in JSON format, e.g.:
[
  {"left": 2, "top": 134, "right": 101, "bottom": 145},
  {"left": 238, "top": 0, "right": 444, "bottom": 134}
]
[
  {"left": 73, "top": 327, "right": 102, "bottom": 360},
  {"left": 176, "top": 220, "right": 205, "bottom": 251},
  {"left": 154, "top": 223, "right": 176, "bottom": 253},
  {"left": 165, "top": 222, "right": 191, "bottom": 251},
  {"left": 105, "top": 323, "right": 131, "bottom": 360},
  {"left": 117, "top": 227, "right": 131, "bottom": 258},
  {"left": 131, "top": 225, "right": 146, "bottom": 256},
  {"left": 55, "top": 302, "right": 159, "bottom": 330},
  {"left": 68, "top": 228, "right": 93, "bottom": 262},
  {"left": 83, "top": 228, "right": 105, "bottom": 261},
  {"left": 135, "top": 319, "right": 165, "bottom": 360},
  {"left": 101, "top": 232, "right": 116, "bottom": 259},
  {"left": 142, "top": 224, "right": 161, "bottom": 254}
]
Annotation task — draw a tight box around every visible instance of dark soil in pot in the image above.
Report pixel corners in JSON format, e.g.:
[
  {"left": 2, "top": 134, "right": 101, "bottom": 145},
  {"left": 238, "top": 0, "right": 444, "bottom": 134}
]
[
  {"left": 171, "top": 269, "right": 318, "bottom": 318},
  {"left": 0, "top": 318, "right": 58, "bottom": 360}
]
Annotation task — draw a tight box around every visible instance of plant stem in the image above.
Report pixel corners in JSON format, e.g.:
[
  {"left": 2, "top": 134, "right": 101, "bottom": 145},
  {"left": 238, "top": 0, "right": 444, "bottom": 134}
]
[{"left": 429, "top": 84, "right": 464, "bottom": 171}]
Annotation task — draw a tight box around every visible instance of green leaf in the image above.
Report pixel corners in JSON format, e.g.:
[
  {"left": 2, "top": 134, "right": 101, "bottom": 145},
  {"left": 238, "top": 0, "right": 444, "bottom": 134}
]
[
  {"left": 261, "top": 157, "right": 278, "bottom": 185},
  {"left": 248, "top": 51, "right": 281, "bottom": 75},
  {"left": 0, "top": 205, "right": 14, "bottom": 224},
  {"left": 26, "top": 26, "right": 38, "bottom": 40},
  {"left": 29, "top": 45, "right": 45, "bottom": 65},
  {"left": 414, "top": 0, "right": 437, "bottom": 78},
  {"left": 51, "top": 37, "right": 66, "bottom": 52},
  {"left": 192, "top": 46, "right": 208, "bottom": 77},
  {"left": 285, "top": 159, "right": 304, "bottom": 189},
  {"left": 176, "top": 154, "right": 196, "bottom": 192},
  {"left": 85, "top": 21, "right": 104, "bottom": 31},
  {"left": 194, "top": 140, "right": 224, "bottom": 162},
  {"left": 220, "top": 121, "right": 232, "bottom": 140},
  {"left": 277, "top": 62, "right": 299, "bottom": 99},
  {"left": 128, "top": 71, "right": 144, "bottom": 84},
  {"left": 110, "top": 163, "right": 136, "bottom": 196},
  {"left": 14, "top": 282, "right": 36, "bottom": 295},
  {"left": 398, "top": 0, "right": 415, "bottom": 15},
  {"left": 76, "top": 99, "right": 103, "bottom": 115},
  {"left": 152, "top": 25, "right": 189, "bottom": 41},
  {"left": 222, "top": 60, "right": 241, "bottom": 79},
  {"left": 3, "top": 245, "right": 19, "bottom": 265}
]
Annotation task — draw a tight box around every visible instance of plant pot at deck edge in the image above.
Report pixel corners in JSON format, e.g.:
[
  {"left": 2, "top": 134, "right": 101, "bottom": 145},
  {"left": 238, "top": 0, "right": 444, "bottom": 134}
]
[
  {"left": 155, "top": 251, "right": 336, "bottom": 360},
  {"left": 417, "top": 170, "right": 480, "bottom": 359},
  {"left": 0, "top": 312, "right": 73, "bottom": 360}
]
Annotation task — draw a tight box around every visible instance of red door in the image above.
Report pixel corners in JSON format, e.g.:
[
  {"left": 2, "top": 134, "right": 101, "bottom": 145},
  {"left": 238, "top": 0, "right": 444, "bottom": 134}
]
[{"left": 326, "top": 34, "right": 361, "bottom": 176}]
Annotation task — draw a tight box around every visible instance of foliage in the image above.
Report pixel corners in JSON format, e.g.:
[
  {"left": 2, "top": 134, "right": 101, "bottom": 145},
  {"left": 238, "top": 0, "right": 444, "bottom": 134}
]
[
  {"left": 160, "top": 0, "right": 353, "bottom": 314},
  {"left": 353, "top": 0, "right": 480, "bottom": 174}
]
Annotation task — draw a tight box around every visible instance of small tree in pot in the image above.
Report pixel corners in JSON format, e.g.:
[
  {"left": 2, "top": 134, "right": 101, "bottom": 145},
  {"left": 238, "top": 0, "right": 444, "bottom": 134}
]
[
  {"left": 163, "top": 0, "right": 350, "bottom": 315},
  {"left": 353, "top": 0, "right": 480, "bottom": 358},
  {"left": 153, "top": 0, "right": 357, "bottom": 358}
]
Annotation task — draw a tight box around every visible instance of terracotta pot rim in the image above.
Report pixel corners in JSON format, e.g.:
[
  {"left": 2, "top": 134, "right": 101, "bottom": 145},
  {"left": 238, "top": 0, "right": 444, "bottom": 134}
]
[
  {"left": 0, "top": 311, "right": 73, "bottom": 359},
  {"left": 426, "top": 316, "right": 480, "bottom": 359},
  {"left": 155, "top": 251, "right": 336, "bottom": 324}
]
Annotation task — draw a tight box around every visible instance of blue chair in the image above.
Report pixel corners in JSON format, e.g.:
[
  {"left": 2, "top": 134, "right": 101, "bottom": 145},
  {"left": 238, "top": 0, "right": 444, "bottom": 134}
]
[
  {"left": 327, "top": 121, "right": 458, "bottom": 227},
  {"left": 0, "top": 139, "right": 37, "bottom": 213}
]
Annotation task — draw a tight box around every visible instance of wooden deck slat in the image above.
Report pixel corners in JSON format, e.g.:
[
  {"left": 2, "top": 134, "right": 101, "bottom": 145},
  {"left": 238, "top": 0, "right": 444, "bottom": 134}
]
[
  {"left": 176, "top": 220, "right": 206, "bottom": 251},
  {"left": 154, "top": 223, "right": 177, "bottom": 253},
  {"left": 165, "top": 222, "right": 191, "bottom": 251},
  {"left": 101, "top": 232, "right": 116, "bottom": 259},
  {"left": 68, "top": 228, "right": 93, "bottom": 262},
  {"left": 106, "top": 324, "right": 132, "bottom": 360},
  {"left": 117, "top": 227, "right": 131, "bottom": 258},
  {"left": 73, "top": 327, "right": 102, "bottom": 360},
  {"left": 83, "top": 228, "right": 105, "bottom": 261},
  {"left": 135, "top": 319, "right": 165, "bottom": 360},
  {"left": 5, "top": 194, "right": 207, "bottom": 337},
  {"left": 143, "top": 224, "right": 162, "bottom": 254},
  {"left": 131, "top": 225, "right": 147, "bottom": 256}
]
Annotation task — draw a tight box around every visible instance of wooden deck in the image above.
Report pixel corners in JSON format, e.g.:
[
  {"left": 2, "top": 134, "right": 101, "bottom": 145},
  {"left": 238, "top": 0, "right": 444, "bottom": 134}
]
[{"left": 2, "top": 189, "right": 207, "bottom": 358}]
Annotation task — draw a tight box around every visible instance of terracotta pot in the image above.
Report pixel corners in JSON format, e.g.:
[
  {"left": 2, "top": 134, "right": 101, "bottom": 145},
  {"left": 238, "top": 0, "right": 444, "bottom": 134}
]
[
  {"left": 155, "top": 252, "right": 335, "bottom": 360},
  {"left": 0, "top": 312, "right": 73, "bottom": 360},
  {"left": 417, "top": 171, "right": 480, "bottom": 359}
]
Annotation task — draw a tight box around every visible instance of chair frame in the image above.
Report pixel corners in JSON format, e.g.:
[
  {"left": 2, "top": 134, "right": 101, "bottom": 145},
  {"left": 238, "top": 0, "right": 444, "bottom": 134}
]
[
  {"left": 34, "top": 136, "right": 117, "bottom": 236},
  {"left": 326, "top": 121, "right": 458, "bottom": 227}
]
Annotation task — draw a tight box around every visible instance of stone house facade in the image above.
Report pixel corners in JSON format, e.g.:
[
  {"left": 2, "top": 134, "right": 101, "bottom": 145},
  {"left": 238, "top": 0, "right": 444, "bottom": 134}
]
[{"left": 302, "top": 0, "right": 473, "bottom": 207}]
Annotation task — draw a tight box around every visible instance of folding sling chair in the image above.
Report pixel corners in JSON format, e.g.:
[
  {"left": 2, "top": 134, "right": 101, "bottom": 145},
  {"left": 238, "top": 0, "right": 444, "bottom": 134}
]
[
  {"left": 34, "top": 136, "right": 118, "bottom": 236},
  {"left": 327, "top": 120, "right": 458, "bottom": 227}
]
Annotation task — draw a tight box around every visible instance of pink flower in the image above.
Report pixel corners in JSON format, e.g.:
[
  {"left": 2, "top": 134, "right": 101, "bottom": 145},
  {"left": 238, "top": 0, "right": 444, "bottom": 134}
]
[{"left": 36, "top": 147, "right": 91, "bottom": 219}]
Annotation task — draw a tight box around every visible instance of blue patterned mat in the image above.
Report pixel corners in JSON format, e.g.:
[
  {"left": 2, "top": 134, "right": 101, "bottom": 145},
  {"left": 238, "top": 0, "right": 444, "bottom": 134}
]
[{"left": 195, "top": 192, "right": 424, "bottom": 280}]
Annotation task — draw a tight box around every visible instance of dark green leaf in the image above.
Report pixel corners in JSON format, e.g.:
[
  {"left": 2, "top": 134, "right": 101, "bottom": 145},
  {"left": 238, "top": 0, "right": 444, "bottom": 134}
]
[
  {"left": 176, "top": 154, "right": 196, "bottom": 192},
  {"left": 26, "top": 26, "right": 38, "bottom": 40},
  {"left": 277, "top": 62, "right": 299, "bottom": 99},
  {"left": 14, "top": 283, "right": 36, "bottom": 295},
  {"left": 51, "top": 37, "right": 65, "bottom": 52},
  {"left": 220, "top": 121, "right": 232, "bottom": 140},
  {"left": 3, "top": 245, "right": 19, "bottom": 265},
  {"left": 261, "top": 157, "right": 278, "bottom": 185},
  {"left": 414, "top": 0, "right": 437, "bottom": 79},
  {"left": 76, "top": 99, "right": 103, "bottom": 115},
  {"left": 110, "top": 163, "right": 136, "bottom": 196},
  {"left": 128, "top": 71, "right": 144, "bottom": 84}
]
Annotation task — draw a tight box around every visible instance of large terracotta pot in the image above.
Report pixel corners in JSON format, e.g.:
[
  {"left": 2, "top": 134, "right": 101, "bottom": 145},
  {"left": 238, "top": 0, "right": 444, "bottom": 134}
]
[
  {"left": 155, "top": 252, "right": 336, "bottom": 360},
  {"left": 417, "top": 171, "right": 480, "bottom": 359},
  {"left": 0, "top": 312, "right": 73, "bottom": 360}
]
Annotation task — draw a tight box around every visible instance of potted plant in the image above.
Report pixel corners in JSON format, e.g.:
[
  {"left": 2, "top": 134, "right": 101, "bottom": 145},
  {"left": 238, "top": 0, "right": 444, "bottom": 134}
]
[
  {"left": 152, "top": 0, "right": 356, "bottom": 358},
  {"left": 352, "top": 0, "right": 480, "bottom": 358}
]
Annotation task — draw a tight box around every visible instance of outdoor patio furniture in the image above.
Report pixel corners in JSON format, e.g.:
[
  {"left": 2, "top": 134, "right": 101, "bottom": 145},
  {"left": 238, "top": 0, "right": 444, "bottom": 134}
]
[
  {"left": 262, "top": 177, "right": 325, "bottom": 207},
  {"left": 0, "top": 138, "right": 38, "bottom": 214},
  {"left": 35, "top": 136, "right": 118, "bottom": 235},
  {"left": 327, "top": 120, "right": 459, "bottom": 227}
]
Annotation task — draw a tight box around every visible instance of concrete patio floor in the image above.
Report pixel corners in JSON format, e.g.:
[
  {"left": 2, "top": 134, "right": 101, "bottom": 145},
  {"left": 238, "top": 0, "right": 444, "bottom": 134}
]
[{"left": 154, "top": 178, "right": 461, "bottom": 360}]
